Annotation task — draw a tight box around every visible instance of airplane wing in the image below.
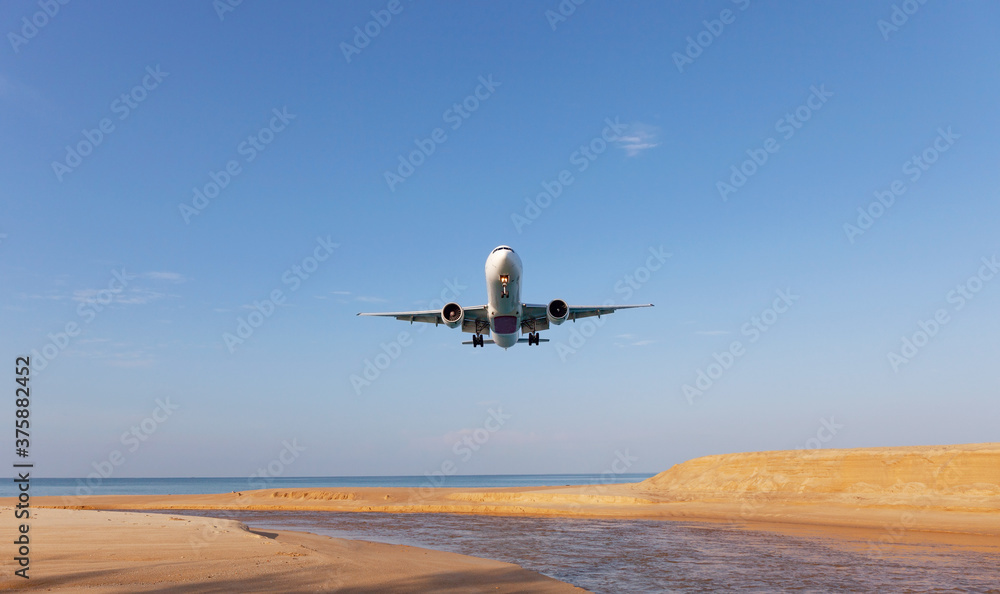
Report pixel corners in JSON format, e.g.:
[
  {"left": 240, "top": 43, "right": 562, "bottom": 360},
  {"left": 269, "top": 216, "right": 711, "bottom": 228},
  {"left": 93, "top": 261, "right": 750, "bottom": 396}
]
[
  {"left": 358, "top": 305, "right": 489, "bottom": 333},
  {"left": 521, "top": 303, "right": 654, "bottom": 327}
]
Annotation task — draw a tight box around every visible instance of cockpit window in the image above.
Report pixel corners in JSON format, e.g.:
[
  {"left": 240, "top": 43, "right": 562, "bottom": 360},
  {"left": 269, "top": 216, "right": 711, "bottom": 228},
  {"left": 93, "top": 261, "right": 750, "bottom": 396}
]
[{"left": 491, "top": 246, "right": 513, "bottom": 254}]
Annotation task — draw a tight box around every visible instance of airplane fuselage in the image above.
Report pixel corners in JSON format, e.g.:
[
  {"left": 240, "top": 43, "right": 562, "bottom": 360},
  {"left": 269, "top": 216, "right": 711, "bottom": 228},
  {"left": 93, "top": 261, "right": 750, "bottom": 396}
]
[{"left": 485, "top": 245, "right": 522, "bottom": 348}]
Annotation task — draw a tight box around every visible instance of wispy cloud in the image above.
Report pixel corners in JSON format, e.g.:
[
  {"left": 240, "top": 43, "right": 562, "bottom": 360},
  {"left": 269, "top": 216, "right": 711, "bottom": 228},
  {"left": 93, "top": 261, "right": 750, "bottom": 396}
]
[
  {"left": 65, "top": 343, "right": 155, "bottom": 368},
  {"left": 18, "top": 291, "right": 68, "bottom": 301},
  {"left": 72, "top": 287, "right": 168, "bottom": 305},
  {"left": 143, "top": 271, "right": 188, "bottom": 282},
  {"left": 614, "top": 336, "right": 657, "bottom": 347},
  {"left": 615, "top": 122, "right": 660, "bottom": 157},
  {"left": 20, "top": 270, "right": 184, "bottom": 305},
  {"left": 324, "top": 290, "right": 386, "bottom": 303}
]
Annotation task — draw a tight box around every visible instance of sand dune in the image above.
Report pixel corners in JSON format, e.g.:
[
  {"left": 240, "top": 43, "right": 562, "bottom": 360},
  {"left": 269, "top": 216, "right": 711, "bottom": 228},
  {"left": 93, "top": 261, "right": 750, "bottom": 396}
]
[{"left": 636, "top": 443, "right": 1000, "bottom": 502}]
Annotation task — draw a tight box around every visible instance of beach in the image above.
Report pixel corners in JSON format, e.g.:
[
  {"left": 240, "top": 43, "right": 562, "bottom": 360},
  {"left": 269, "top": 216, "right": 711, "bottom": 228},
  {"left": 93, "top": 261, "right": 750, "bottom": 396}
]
[
  {"left": 6, "top": 443, "right": 999, "bottom": 591},
  {"left": 43, "top": 443, "right": 1000, "bottom": 536},
  {"left": 0, "top": 507, "right": 583, "bottom": 592}
]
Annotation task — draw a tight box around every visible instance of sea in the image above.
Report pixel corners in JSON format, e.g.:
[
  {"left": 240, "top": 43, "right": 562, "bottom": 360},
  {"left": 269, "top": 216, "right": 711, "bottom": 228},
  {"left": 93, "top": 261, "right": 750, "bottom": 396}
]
[
  {"left": 0, "top": 473, "right": 652, "bottom": 497},
  {"left": 9, "top": 475, "right": 998, "bottom": 592}
]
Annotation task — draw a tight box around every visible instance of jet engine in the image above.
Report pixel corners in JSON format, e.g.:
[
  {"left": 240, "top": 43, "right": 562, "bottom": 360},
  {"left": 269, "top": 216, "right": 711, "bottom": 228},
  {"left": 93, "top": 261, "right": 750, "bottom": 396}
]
[
  {"left": 546, "top": 299, "right": 569, "bottom": 325},
  {"left": 441, "top": 302, "right": 464, "bottom": 328}
]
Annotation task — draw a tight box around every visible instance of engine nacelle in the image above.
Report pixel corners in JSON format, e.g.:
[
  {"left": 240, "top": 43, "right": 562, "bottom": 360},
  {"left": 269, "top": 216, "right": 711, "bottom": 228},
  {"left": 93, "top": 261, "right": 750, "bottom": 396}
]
[
  {"left": 546, "top": 299, "right": 569, "bottom": 325},
  {"left": 441, "top": 302, "right": 464, "bottom": 329}
]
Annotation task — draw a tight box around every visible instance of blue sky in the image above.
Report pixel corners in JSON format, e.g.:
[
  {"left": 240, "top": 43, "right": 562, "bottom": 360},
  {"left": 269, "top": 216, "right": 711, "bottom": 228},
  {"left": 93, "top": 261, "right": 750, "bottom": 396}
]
[{"left": 2, "top": 1, "right": 998, "bottom": 479}]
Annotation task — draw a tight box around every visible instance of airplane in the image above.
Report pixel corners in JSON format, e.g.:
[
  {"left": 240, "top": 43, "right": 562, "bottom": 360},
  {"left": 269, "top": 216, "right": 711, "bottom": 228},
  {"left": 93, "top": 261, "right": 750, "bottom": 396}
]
[{"left": 358, "top": 245, "right": 653, "bottom": 349}]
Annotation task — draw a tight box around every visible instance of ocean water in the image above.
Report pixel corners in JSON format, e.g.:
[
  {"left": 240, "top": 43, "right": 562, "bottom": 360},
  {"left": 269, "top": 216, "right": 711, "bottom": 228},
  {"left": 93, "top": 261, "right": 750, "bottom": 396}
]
[
  {"left": 167, "top": 509, "right": 1000, "bottom": 593},
  {"left": 0, "top": 474, "right": 653, "bottom": 498}
]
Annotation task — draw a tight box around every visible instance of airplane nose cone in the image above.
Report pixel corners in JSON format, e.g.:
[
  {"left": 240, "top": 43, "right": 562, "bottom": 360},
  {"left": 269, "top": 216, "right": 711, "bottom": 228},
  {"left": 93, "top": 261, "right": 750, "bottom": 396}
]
[{"left": 487, "top": 246, "right": 520, "bottom": 276}]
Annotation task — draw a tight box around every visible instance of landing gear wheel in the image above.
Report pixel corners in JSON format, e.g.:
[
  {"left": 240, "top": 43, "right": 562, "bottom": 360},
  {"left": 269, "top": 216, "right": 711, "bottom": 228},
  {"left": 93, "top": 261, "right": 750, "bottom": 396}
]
[
  {"left": 528, "top": 332, "right": 539, "bottom": 346},
  {"left": 473, "top": 334, "right": 484, "bottom": 347}
]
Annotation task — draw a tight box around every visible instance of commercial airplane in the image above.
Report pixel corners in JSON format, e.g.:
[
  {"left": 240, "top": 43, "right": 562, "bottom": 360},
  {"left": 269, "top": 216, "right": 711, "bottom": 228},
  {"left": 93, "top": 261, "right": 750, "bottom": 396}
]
[{"left": 358, "top": 245, "right": 653, "bottom": 349}]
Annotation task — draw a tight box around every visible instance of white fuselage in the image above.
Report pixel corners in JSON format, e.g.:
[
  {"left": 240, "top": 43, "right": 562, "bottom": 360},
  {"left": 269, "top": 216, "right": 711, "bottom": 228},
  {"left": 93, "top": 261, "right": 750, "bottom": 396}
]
[{"left": 484, "top": 246, "right": 522, "bottom": 348}]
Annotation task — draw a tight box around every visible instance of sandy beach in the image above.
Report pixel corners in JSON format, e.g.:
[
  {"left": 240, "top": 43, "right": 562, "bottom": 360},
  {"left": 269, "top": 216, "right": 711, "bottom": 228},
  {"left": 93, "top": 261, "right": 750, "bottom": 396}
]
[
  {"left": 6, "top": 443, "right": 998, "bottom": 591},
  {"left": 0, "top": 507, "right": 583, "bottom": 592}
]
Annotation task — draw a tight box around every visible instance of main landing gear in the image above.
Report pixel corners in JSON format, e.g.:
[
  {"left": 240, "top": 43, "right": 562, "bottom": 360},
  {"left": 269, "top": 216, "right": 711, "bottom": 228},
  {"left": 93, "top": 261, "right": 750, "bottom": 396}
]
[
  {"left": 527, "top": 332, "right": 540, "bottom": 346},
  {"left": 472, "top": 334, "right": 485, "bottom": 347}
]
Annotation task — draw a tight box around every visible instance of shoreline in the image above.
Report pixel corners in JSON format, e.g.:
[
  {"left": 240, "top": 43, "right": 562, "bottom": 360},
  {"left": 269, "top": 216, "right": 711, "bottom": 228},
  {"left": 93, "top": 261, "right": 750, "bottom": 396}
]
[
  {"left": 23, "top": 442, "right": 1000, "bottom": 538},
  {"left": 29, "top": 484, "right": 1000, "bottom": 538}
]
